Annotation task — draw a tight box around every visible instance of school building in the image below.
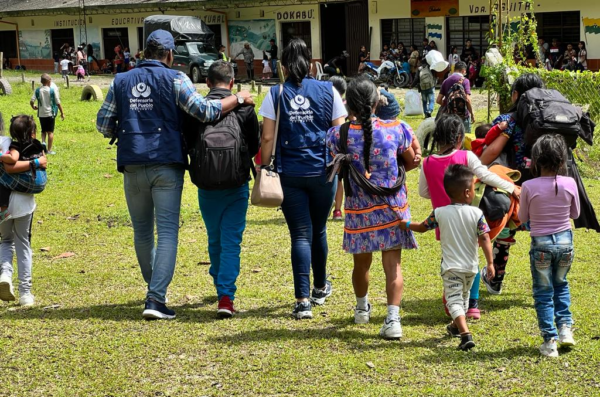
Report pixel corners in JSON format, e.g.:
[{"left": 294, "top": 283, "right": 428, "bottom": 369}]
[{"left": 0, "top": 0, "right": 598, "bottom": 75}]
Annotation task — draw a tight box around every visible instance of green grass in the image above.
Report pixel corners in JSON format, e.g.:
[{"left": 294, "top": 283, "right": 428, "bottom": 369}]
[{"left": 0, "top": 73, "right": 599, "bottom": 396}]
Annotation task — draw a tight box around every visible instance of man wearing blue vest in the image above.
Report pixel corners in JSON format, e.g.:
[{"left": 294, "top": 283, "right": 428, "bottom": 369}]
[{"left": 96, "top": 30, "right": 253, "bottom": 320}]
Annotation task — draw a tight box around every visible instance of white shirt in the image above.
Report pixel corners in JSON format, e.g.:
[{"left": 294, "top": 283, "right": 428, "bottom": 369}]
[
  {"left": 8, "top": 192, "right": 36, "bottom": 219},
  {"left": 259, "top": 85, "right": 347, "bottom": 121},
  {"left": 60, "top": 59, "right": 70, "bottom": 71},
  {"left": 429, "top": 204, "right": 488, "bottom": 274},
  {"left": 418, "top": 150, "right": 514, "bottom": 199},
  {"left": 0, "top": 136, "right": 11, "bottom": 153},
  {"left": 30, "top": 85, "right": 61, "bottom": 118}
]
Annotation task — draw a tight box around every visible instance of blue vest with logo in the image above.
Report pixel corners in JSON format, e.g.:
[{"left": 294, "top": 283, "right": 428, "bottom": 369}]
[
  {"left": 271, "top": 77, "right": 334, "bottom": 177},
  {"left": 114, "top": 60, "right": 184, "bottom": 168}
]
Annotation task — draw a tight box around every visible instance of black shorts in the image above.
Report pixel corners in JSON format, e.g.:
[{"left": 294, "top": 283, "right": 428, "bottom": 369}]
[{"left": 39, "top": 117, "right": 56, "bottom": 133}]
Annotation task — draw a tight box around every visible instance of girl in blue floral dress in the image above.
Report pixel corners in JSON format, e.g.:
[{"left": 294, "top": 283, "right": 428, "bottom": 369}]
[{"left": 327, "top": 77, "right": 420, "bottom": 339}]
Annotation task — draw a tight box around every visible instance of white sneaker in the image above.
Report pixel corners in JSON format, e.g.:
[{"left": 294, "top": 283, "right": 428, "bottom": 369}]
[
  {"left": 19, "top": 292, "right": 35, "bottom": 306},
  {"left": 558, "top": 324, "right": 576, "bottom": 346},
  {"left": 380, "top": 318, "right": 402, "bottom": 339},
  {"left": 539, "top": 338, "right": 559, "bottom": 358},
  {"left": 0, "top": 273, "right": 15, "bottom": 301},
  {"left": 354, "top": 304, "right": 371, "bottom": 324}
]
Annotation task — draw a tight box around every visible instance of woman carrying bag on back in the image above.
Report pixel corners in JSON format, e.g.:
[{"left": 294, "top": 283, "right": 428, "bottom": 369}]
[{"left": 258, "top": 38, "right": 347, "bottom": 319}]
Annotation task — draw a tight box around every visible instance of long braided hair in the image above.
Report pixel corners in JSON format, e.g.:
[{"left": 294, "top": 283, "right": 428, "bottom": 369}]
[
  {"left": 424, "top": 113, "right": 465, "bottom": 155},
  {"left": 345, "top": 76, "right": 379, "bottom": 173},
  {"left": 530, "top": 134, "right": 568, "bottom": 195}
]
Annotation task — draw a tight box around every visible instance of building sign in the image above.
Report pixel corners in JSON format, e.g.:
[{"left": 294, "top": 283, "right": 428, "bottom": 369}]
[
  {"left": 411, "top": 0, "right": 459, "bottom": 17},
  {"left": 54, "top": 19, "right": 84, "bottom": 27},
  {"left": 465, "top": 1, "right": 534, "bottom": 15},
  {"left": 203, "top": 14, "right": 226, "bottom": 24},
  {"left": 276, "top": 9, "right": 315, "bottom": 21},
  {"left": 110, "top": 17, "right": 145, "bottom": 26}
]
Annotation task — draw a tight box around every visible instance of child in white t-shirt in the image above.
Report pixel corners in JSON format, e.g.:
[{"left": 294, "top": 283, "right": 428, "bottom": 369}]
[
  {"left": 59, "top": 56, "right": 71, "bottom": 78},
  {"left": 401, "top": 164, "right": 495, "bottom": 351}
]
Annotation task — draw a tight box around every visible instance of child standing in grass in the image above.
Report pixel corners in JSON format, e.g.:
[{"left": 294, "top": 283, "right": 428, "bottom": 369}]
[
  {"left": 327, "top": 77, "right": 419, "bottom": 339},
  {"left": 402, "top": 164, "right": 495, "bottom": 350},
  {"left": 30, "top": 74, "right": 64, "bottom": 155},
  {"left": 0, "top": 115, "right": 48, "bottom": 306},
  {"left": 419, "top": 114, "right": 519, "bottom": 319},
  {"left": 518, "top": 134, "right": 579, "bottom": 358}
]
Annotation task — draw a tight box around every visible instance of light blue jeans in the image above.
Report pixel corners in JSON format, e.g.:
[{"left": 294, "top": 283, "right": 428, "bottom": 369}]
[
  {"left": 123, "top": 164, "right": 185, "bottom": 303},
  {"left": 198, "top": 183, "right": 249, "bottom": 301},
  {"left": 529, "top": 230, "right": 574, "bottom": 341},
  {"left": 463, "top": 117, "right": 472, "bottom": 133},
  {"left": 421, "top": 88, "right": 435, "bottom": 115}
]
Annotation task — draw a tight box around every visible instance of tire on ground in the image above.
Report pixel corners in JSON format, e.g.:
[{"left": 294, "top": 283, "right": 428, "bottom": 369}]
[
  {"left": 0, "top": 78, "right": 12, "bottom": 95},
  {"left": 81, "top": 84, "right": 103, "bottom": 101}
]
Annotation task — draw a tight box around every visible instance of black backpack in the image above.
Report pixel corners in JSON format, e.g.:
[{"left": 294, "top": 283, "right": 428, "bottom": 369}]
[
  {"left": 444, "top": 78, "right": 469, "bottom": 119},
  {"left": 189, "top": 111, "right": 250, "bottom": 190},
  {"left": 516, "top": 88, "right": 595, "bottom": 149}
]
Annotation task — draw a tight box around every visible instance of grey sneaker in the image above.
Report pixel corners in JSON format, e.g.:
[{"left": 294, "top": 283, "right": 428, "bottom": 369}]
[
  {"left": 310, "top": 280, "right": 332, "bottom": 305},
  {"left": 558, "top": 324, "right": 575, "bottom": 346},
  {"left": 292, "top": 301, "right": 313, "bottom": 320},
  {"left": 0, "top": 273, "right": 15, "bottom": 301},
  {"left": 481, "top": 266, "right": 502, "bottom": 295},
  {"left": 539, "top": 338, "right": 559, "bottom": 358},
  {"left": 19, "top": 292, "right": 35, "bottom": 306},
  {"left": 354, "top": 304, "right": 371, "bottom": 324},
  {"left": 380, "top": 318, "right": 402, "bottom": 339}
]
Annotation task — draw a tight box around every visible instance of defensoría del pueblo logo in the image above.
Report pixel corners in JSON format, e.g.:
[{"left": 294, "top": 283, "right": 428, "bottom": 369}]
[{"left": 132, "top": 83, "right": 151, "bottom": 98}]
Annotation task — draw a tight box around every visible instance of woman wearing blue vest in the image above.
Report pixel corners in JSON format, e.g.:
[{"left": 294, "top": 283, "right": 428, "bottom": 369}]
[{"left": 259, "top": 38, "right": 348, "bottom": 319}]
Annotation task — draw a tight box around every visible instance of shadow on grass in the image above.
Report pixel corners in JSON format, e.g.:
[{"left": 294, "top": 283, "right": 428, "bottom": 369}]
[
  {"left": 0, "top": 300, "right": 291, "bottom": 323},
  {"left": 245, "top": 217, "right": 287, "bottom": 226},
  {"left": 417, "top": 345, "right": 540, "bottom": 362},
  {"left": 401, "top": 294, "right": 532, "bottom": 326}
]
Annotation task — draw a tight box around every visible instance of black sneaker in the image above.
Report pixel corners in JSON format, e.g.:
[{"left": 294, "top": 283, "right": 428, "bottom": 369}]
[
  {"left": 292, "top": 301, "right": 313, "bottom": 320},
  {"left": 481, "top": 267, "right": 502, "bottom": 295},
  {"left": 310, "top": 280, "right": 332, "bottom": 305},
  {"left": 458, "top": 334, "right": 476, "bottom": 351},
  {"left": 446, "top": 323, "right": 460, "bottom": 338},
  {"left": 142, "top": 298, "right": 176, "bottom": 320}
]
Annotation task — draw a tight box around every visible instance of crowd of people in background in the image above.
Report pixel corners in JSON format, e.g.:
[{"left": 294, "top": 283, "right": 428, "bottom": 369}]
[
  {"left": 52, "top": 42, "right": 141, "bottom": 78},
  {"left": 517, "top": 37, "right": 589, "bottom": 72}
]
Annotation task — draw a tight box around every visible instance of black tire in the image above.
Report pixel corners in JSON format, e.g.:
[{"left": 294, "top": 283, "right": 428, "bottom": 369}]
[
  {"left": 0, "top": 78, "right": 12, "bottom": 95},
  {"left": 393, "top": 73, "right": 409, "bottom": 88},
  {"left": 191, "top": 66, "right": 201, "bottom": 84},
  {"left": 81, "top": 84, "right": 103, "bottom": 101}
]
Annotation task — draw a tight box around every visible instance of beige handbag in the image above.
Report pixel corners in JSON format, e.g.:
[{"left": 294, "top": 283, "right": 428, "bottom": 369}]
[{"left": 251, "top": 85, "right": 284, "bottom": 207}]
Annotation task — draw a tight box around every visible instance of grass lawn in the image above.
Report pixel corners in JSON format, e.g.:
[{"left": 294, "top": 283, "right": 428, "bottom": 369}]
[{"left": 0, "top": 72, "right": 599, "bottom": 396}]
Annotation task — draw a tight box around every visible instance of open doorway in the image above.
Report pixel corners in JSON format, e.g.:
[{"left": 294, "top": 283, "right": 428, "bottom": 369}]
[
  {"left": 0, "top": 31, "right": 18, "bottom": 60},
  {"left": 281, "top": 22, "right": 312, "bottom": 51},
  {"left": 320, "top": 0, "right": 368, "bottom": 76},
  {"left": 207, "top": 24, "right": 222, "bottom": 47},
  {"left": 51, "top": 28, "right": 75, "bottom": 56},
  {"left": 320, "top": 2, "right": 346, "bottom": 71},
  {"left": 102, "top": 27, "right": 129, "bottom": 59}
]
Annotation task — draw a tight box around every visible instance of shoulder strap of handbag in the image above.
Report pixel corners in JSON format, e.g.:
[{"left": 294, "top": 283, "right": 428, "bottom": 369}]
[
  {"left": 268, "top": 84, "right": 284, "bottom": 169},
  {"left": 328, "top": 121, "right": 406, "bottom": 197}
]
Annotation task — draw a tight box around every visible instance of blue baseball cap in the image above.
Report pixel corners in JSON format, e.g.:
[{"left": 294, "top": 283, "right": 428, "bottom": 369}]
[{"left": 146, "top": 29, "right": 175, "bottom": 50}]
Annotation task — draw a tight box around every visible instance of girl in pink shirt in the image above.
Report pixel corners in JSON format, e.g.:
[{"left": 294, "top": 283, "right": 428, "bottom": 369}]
[
  {"left": 518, "top": 134, "right": 579, "bottom": 358},
  {"left": 419, "top": 114, "right": 519, "bottom": 319}
]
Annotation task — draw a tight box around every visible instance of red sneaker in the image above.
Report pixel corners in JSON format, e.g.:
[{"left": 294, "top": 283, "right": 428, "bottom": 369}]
[
  {"left": 217, "top": 296, "right": 235, "bottom": 318},
  {"left": 332, "top": 210, "right": 343, "bottom": 221}
]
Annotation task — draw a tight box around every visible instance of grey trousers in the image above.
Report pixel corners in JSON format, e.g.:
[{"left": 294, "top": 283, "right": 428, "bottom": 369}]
[
  {"left": 442, "top": 270, "right": 475, "bottom": 320},
  {"left": 0, "top": 213, "right": 33, "bottom": 294}
]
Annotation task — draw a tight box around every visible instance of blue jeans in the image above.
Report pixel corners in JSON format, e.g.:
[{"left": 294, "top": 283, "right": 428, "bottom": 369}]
[
  {"left": 123, "top": 164, "right": 185, "bottom": 303},
  {"left": 280, "top": 174, "right": 337, "bottom": 299},
  {"left": 529, "top": 230, "right": 574, "bottom": 341},
  {"left": 463, "top": 117, "right": 472, "bottom": 133},
  {"left": 198, "top": 183, "right": 249, "bottom": 301},
  {"left": 421, "top": 88, "right": 435, "bottom": 115},
  {"left": 270, "top": 58, "right": 278, "bottom": 78}
]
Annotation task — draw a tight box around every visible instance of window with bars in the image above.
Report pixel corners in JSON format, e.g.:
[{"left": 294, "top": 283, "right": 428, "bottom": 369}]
[
  {"left": 381, "top": 18, "right": 426, "bottom": 50},
  {"left": 536, "top": 11, "right": 580, "bottom": 47},
  {"left": 446, "top": 16, "right": 490, "bottom": 60}
]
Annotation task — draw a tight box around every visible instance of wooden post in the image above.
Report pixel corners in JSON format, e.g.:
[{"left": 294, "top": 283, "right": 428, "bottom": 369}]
[
  {"left": 237, "top": 83, "right": 241, "bottom": 93},
  {"left": 0, "top": 52, "right": 3, "bottom": 79},
  {"left": 21, "top": 72, "right": 25, "bottom": 83},
  {"left": 32, "top": 81, "right": 35, "bottom": 91},
  {"left": 66, "top": 75, "right": 70, "bottom": 89},
  {"left": 257, "top": 82, "right": 262, "bottom": 95},
  {"left": 277, "top": 60, "right": 284, "bottom": 83},
  {"left": 250, "top": 80, "right": 256, "bottom": 92}
]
